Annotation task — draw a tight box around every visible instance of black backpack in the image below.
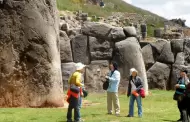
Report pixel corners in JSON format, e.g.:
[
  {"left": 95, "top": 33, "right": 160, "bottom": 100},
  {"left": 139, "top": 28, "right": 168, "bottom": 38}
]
[{"left": 103, "top": 71, "right": 114, "bottom": 90}]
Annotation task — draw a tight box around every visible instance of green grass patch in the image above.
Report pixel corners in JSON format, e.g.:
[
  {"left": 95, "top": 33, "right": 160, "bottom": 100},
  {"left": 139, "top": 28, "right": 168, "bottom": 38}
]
[{"left": 0, "top": 90, "right": 180, "bottom": 122}]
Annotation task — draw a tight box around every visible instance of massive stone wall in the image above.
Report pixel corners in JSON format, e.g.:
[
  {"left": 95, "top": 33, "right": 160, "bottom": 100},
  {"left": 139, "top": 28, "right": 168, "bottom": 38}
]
[
  {"left": 60, "top": 17, "right": 148, "bottom": 94},
  {"left": 60, "top": 14, "right": 190, "bottom": 93}
]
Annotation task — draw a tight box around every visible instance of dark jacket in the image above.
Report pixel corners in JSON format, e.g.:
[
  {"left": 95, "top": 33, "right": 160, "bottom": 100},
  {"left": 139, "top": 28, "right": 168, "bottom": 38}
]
[
  {"left": 176, "top": 77, "right": 189, "bottom": 94},
  {"left": 127, "top": 76, "right": 143, "bottom": 97}
]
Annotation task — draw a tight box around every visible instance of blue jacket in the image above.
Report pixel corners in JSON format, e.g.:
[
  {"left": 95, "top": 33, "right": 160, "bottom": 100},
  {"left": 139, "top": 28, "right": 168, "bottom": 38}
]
[{"left": 107, "top": 70, "right": 120, "bottom": 92}]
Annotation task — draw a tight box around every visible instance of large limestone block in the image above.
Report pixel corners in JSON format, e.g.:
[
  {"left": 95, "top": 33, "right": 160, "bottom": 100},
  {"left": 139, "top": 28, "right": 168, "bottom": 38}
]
[
  {"left": 71, "top": 34, "right": 90, "bottom": 64},
  {"left": 60, "top": 31, "right": 73, "bottom": 63},
  {"left": 113, "top": 37, "right": 148, "bottom": 95},
  {"left": 85, "top": 60, "right": 109, "bottom": 92},
  {"left": 89, "top": 37, "right": 113, "bottom": 60},
  {"left": 147, "top": 62, "right": 170, "bottom": 90},
  {"left": 0, "top": 0, "right": 63, "bottom": 107}
]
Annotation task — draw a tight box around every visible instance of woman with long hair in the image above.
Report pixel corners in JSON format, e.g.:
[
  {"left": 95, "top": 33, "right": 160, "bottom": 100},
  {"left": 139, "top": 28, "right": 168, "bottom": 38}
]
[{"left": 106, "top": 61, "right": 121, "bottom": 116}]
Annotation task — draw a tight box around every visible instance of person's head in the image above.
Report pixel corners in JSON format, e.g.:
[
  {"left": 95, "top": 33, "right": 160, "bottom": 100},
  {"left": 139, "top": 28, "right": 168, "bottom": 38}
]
[
  {"left": 180, "top": 69, "right": 188, "bottom": 77},
  {"left": 75, "top": 62, "right": 86, "bottom": 73},
  {"left": 109, "top": 61, "right": 118, "bottom": 71},
  {"left": 130, "top": 68, "right": 138, "bottom": 77}
]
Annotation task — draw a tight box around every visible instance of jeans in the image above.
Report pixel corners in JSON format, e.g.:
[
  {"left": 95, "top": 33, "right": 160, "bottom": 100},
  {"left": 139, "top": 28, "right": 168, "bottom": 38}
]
[
  {"left": 67, "top": 96, "right": 80, "bottom": 121},
  {"left": 129, "top": 94, "right": 142, "bottom": 117},
  {"left": 78, "top": 96, "right": 82, "bottom": 119}
]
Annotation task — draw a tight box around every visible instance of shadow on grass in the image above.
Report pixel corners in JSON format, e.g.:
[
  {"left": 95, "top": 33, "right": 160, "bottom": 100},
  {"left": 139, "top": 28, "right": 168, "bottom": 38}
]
[
  {"left": 162, "top": 119, "right": 176, "bottom": 122},
  {"left": 1, "top": 112, "right": 14, "bottom": 114},
  {"left": 29, "top": 118, "right": 38, "bottom": 120}
]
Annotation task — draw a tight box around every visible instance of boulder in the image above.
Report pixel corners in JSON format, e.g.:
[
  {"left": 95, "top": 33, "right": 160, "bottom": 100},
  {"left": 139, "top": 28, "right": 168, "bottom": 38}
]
[
  {"left": 81, "top": 22, "right": 113, "bottom": 40},
  {"left": 174, "top": 52, "right": 185, "bottom": 65},
  {"left": 89, "top": 37, "right": 113, "bottom": 60},
  {"left": 171, "top": 39, "right": 184, "bottom": 54},
  {"left": 109, "top": 27, "right": 126, "bottom": 41},
  {"left": 184, "top": 39, "right": 190, "bottom": 64},
  {"left": 150, "top": 39, "right": 167, "bottom": 54},
  {"left": 67, "top": 28, "right": 81, "bottom": 39},
  {"left": 157, "top": 42, "right": 175, "bottom": 64},
  {"left": 154, "top": 28, "right": 162, "bottom": 38},
  {"left": 60, "top": 31, "right": 73, "bottom": 63},
  {"left": 61, "top": 62, "right": 76, "bottom": 90},
  {"left": 113, "top": 37, "right": 148, "bottom": 95},
  {"left": 123, "top": 26, "right": 137, "bottom": 37},
  {"left": 142, "top": 44, "right": 155, "bottom": 70},
  {"left": 147, "top": 62, "right": 170, "bottom": 90},
  {"left": 85, "top": 60, "right": 109, "bottom": 92},
  {"left": 71, "top": 34, "right": 90, "bottom": 64},
  {"left": 0, "top": 0, "right": 64, "bottom": 107}
]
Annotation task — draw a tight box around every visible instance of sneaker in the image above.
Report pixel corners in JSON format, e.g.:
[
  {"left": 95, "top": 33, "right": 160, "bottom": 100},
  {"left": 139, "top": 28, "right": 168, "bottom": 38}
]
[
  {"left": 74, "top": 119, "right": 84, "bottom": 122},
  {"left": 126, "top": 114, "right": 133, "bottom": 117},
  {"left": 107, "top": 113, "right": 112, "bottom": 115}
]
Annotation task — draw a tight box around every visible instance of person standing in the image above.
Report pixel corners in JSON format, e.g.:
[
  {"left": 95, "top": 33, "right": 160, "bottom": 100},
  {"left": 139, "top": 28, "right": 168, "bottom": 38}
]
[
  {"left": 66, "top": 62, "right": 85, "bottom": 122},
  {"left": 106, "top": 61, "right": 121, "bottom": 116},
  {"left": 127, "top": 68, "right": 143, "bottom": 118},
  {"left": 174, "top": 70, "right": 189, "bottom": 122}
]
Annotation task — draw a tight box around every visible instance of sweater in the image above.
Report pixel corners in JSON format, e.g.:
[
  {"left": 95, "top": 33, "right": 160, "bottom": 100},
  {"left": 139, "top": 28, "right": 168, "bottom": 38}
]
[{"left": 68, "top": 71, "right": 84, "bottom": 87}]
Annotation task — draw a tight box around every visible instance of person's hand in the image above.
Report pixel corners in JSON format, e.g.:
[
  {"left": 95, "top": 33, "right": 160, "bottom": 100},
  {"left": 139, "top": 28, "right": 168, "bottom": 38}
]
[
  {"left": 105, "top": 76, "right": 109, "bottom": 79},
  {"left": 81, "top": 93, "right": 84, "bottom": 97},
  {"left": 175, "top": 84, "right": 180, "bottom": 89}
]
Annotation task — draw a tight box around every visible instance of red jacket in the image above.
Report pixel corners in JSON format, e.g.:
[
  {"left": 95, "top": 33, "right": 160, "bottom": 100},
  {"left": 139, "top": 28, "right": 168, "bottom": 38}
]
[{"left": 66, "top": 88, "right": 82, "bottom": 103}]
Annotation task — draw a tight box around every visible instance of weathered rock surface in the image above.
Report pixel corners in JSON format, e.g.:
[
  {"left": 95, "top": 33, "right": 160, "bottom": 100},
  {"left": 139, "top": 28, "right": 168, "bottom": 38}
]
[
  {"left": 0, "top": 0, "right": 63, "bottom": 107},
  {"left": 174, "top": 52, "right": 185, "bottom": 65},
  {"left": 123, "top": 26, "right": 137, "bottom": 37},
  {"left": 184, "top": 39, "right": 190, "bottom": 64},
  {"left": 171, "top": 39, "right": 184, "bottom": 54},
  {"left": 109, "top": 27, "right": 126, "bottom": 41},
  {"left": 150, "top": 39, "right": 167, "bottom": 54},
  {"left": 82, "top": 22, "right": 113, "bottom": 40},
  {"left": 89, "top": 37, "right": 113, "bottom": 60},
  {"left": 61, "top": 62, "right": 76, "bottom": 90},
  {"left": 157, "top": 42, "right": 175, "bottom": 64},
  {"left": 60, "top": 31, "right": 73, "bottom": 62},
  {"left": 85, "top": 60, "right": 109, "bottom": 92},
  {"left": 147, "top": 62, "right": 170, "bottom": 90},
  {"left": 71, "top": 34, "right": 90, "bottom": 64},
  {"left": 142, "top": 44, "right": 155, "bottom": 70},
  {"left": 113, "top": 37, "right": 148, "bottom": 95}
]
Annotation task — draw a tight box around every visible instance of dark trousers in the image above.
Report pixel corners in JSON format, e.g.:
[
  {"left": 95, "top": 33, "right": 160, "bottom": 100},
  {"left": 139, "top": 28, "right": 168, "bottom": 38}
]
[
  {"left": 178, "top": 99, "right": 186, "bottom": 119},
  {"left": 67, "top": 96, "right": 80, "bottom": 121}
]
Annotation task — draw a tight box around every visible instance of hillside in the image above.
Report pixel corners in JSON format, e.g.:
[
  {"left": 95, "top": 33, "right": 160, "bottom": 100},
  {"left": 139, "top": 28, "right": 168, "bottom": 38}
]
[{"left": 56, "top": 0, "right": 166, "bottom": 36}]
